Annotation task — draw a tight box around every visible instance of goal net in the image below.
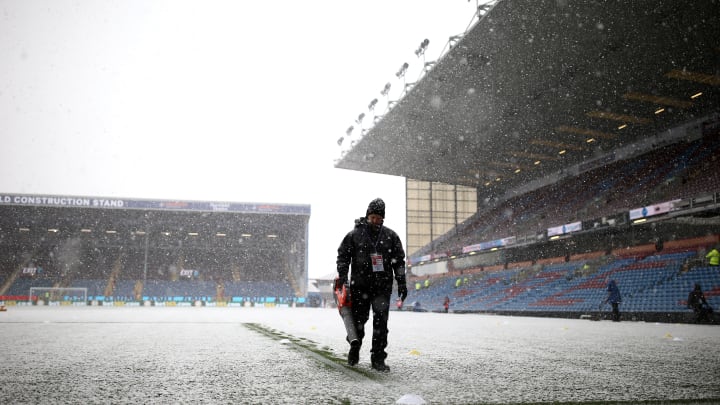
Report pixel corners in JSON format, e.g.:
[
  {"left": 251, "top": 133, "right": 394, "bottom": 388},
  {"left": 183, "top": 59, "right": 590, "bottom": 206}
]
[{"left": 29, "top": 287, "right": 88, "bottom": 303}]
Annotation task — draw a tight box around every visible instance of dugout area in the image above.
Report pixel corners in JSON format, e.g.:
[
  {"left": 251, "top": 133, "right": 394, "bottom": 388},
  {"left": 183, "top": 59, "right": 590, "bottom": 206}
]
[{"left": 0, "top": 194, "right": 310, "bottom": 305}]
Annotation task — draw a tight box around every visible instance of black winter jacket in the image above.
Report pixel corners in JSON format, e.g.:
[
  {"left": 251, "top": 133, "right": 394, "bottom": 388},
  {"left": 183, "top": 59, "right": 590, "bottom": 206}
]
[{"left": 336, "top": 217, "right": 406, "bottom": 294}]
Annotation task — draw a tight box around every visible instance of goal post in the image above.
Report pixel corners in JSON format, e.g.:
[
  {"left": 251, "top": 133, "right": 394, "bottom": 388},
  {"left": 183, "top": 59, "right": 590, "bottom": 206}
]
[{"left": 29, "top": 287, "right": 88, "bottom": 304}]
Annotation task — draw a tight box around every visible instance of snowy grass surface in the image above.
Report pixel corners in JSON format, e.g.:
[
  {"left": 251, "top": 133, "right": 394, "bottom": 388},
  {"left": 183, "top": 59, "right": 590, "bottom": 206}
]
[{"left": 1, "top": 306, "right": 719, "bottom": 404}]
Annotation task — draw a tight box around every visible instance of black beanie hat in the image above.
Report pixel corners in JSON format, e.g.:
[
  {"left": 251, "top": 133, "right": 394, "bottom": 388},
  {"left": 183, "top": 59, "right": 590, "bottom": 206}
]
[{"left": 366, "top": 198, "right": 385, "bottom": 218}]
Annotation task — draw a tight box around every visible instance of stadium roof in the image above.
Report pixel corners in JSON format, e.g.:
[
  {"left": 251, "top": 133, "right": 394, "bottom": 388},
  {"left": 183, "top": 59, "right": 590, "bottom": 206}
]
[{"left": 335, "top": 0, "right": 720, "bottom": 199}]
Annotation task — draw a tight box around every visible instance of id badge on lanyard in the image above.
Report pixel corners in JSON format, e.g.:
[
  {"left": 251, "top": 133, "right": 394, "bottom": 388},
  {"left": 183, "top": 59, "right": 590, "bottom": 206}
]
[{"left": 371, "top": 253, "right": 384, "bottom": 272}]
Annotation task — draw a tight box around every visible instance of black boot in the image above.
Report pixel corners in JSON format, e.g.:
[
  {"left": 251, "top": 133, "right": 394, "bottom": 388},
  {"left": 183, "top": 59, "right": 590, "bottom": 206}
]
[
  {"left": 371, "top": 354, "right": 390, "bottom": 372},
  {"left": 347, "top": 339, "right": 360, "bottom": 366}
]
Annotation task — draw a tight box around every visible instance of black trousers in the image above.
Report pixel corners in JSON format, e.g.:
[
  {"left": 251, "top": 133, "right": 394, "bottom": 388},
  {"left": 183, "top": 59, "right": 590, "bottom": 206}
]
[
  {"left": 351, "top": 288, "right": 391, "bottom": 360},
  {"left": 693, "top": 305, "right": 712, "bottom": 323},
  {"left": 611, "top": 302, "right": 620, "bottom": 321}
]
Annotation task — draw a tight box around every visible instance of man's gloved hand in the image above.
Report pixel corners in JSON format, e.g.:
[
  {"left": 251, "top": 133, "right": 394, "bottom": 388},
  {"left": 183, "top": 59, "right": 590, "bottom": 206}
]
[
  {"left": 335, "top": 275, "right": 348, "bottom": 290},
  {"left": 398, "top": 281, "right": 408, "bottom": 302}
]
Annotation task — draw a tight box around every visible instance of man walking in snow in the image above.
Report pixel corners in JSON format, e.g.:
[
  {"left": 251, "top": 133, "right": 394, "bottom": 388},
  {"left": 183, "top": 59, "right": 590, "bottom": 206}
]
[{"left": 336, "top": 198, "right": 407, "bottom": 372}]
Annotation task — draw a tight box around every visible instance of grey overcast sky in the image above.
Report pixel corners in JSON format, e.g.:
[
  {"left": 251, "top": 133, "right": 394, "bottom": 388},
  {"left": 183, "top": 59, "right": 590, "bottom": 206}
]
[{"left": 0, "top": 0, "right": 481, "bottom": 279}]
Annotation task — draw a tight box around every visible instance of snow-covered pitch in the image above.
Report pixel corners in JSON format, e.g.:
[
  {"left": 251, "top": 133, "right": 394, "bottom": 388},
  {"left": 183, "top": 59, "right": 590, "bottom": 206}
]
[{"left": 1, "top": 306, "right": 718, "bottom": 404}]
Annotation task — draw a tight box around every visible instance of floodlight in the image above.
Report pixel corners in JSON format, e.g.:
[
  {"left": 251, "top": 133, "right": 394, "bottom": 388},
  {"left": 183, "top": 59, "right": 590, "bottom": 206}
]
[
  {"left": 414, "top": 39, "right": 429, "bottom": 57},
  {"left": 356, "top": 113, "right": 365, "bottom": 124},
  {"left": 380, "top": 82, "right": 392, "bottom": 96},
  {"left": 346, "top": 126, "right": 354, "bottom": 136},
  {"left": 395, "top": 62, "right": 409, "bottom": 79},
  {"left": 368, "top": 98, "right": 378, "bottom": 111}
]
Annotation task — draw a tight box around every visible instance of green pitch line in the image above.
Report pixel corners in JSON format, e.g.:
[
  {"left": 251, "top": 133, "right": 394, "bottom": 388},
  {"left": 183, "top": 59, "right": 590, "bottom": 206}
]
[{"left": 243, "top": 322, "right": 383, "bottom": 382}]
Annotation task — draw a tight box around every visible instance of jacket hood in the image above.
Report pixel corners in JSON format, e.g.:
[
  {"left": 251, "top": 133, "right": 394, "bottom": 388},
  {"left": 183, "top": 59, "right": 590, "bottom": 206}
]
[{"left": 354, "top": 217, "right": 368, "bottom": 228}]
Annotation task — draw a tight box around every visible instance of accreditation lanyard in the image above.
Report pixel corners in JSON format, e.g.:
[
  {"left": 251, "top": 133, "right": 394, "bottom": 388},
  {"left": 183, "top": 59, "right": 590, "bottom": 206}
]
[{"left": 369, "top": 226, "right": 384, "bottom": 273}]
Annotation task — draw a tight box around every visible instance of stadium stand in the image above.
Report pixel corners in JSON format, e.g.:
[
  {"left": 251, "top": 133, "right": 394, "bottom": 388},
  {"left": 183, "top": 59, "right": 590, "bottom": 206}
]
[
  {"left": 403, "top": 240, "right": 719, "bottom": 323},
  {"left": 425, "top": 135, "right": 720, "bottom": 258},
  {"left": 0, "top": 196, "right": 310, "bottom": 307},
  {"left": 394, "top": 134, "right": 720, "bottom": 323}
]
